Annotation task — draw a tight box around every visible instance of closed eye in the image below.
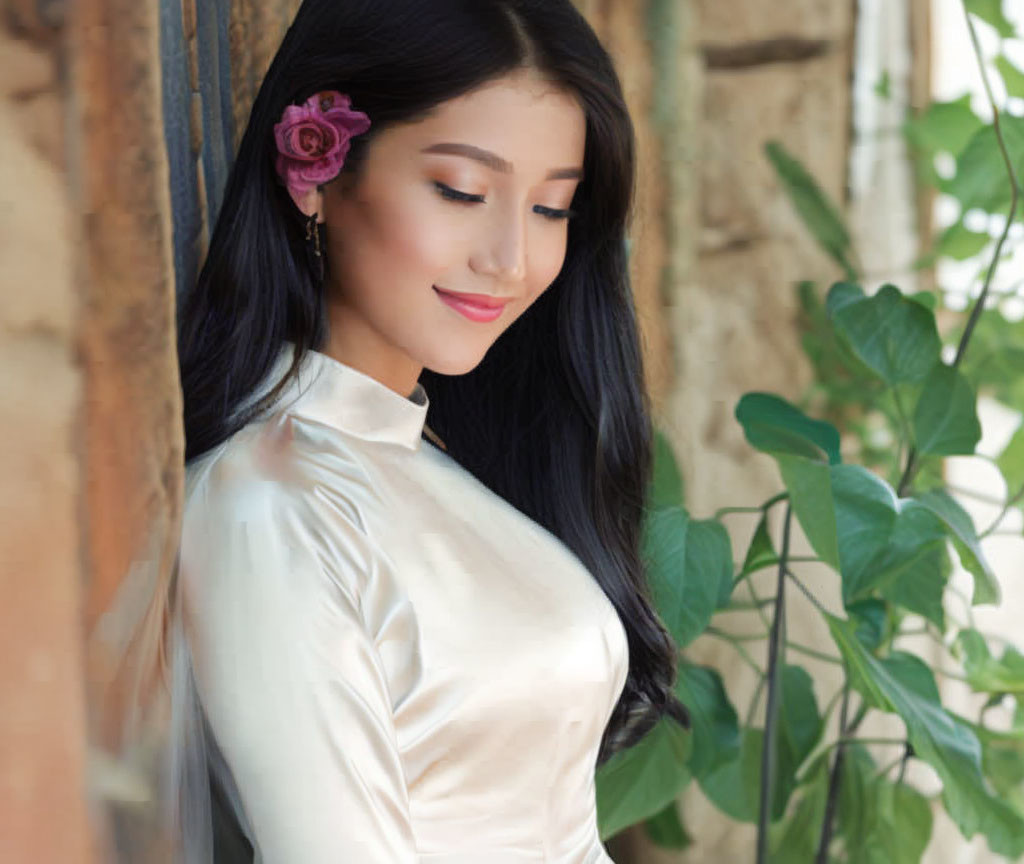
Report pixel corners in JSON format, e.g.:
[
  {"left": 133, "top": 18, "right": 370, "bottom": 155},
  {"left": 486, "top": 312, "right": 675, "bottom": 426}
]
[
  {"left": 434, "top": 181, "right": 484, "bottom": 204},
  {"left": 433, "top": 181, "right": 576, "bottom": 221}
]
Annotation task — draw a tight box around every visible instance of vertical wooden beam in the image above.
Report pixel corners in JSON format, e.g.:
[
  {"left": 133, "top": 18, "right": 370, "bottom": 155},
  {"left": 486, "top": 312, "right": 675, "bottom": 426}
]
[{"left": 66, "top": 0, "right": 183, "bottom": 858}]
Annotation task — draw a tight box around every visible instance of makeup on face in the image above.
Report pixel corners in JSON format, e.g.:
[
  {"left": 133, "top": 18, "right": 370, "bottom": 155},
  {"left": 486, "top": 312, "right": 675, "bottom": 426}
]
[
  {"left": 432, "top": 285, "right": 509, "bottom": 322},
  {"left": 319, "top": 70, "right": 586, "bottom": 386}
]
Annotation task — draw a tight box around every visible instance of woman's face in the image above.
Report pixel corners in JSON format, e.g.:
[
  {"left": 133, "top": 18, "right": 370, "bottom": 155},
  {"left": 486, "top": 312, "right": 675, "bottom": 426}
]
[{"left": 319, "top": 67, "right": 586, "bottom": 397}]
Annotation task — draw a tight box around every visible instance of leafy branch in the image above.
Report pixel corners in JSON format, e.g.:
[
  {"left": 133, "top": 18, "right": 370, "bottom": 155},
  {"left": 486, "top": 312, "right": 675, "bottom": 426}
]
[{"left": 596, "top": 2, "right": 1024, "bottom": 858}]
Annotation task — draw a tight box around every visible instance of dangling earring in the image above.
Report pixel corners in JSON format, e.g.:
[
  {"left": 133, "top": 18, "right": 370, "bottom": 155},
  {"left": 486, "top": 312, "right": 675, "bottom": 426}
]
[{"left": 305, "top": 213, "right": 324, "bottom": 282}]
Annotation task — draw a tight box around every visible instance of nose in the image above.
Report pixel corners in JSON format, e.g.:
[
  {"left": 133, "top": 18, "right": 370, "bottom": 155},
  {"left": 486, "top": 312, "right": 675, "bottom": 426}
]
[{"left": 469, "top": 205, "right": 527, "bottom": 283}]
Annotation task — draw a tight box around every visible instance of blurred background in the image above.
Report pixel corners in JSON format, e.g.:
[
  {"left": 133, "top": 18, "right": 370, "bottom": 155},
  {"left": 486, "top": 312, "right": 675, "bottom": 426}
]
[{"left": 2, "top": 0, "right": 1022, "bottom": 861}]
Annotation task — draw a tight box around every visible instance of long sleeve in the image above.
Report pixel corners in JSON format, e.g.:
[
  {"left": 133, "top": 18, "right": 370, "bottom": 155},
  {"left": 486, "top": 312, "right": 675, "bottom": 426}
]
[{"left": 179, "top": 473, "right": 419, "bottom": 864}]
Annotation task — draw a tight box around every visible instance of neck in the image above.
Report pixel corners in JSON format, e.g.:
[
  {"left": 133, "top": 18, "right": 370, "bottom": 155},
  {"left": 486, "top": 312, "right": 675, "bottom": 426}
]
[{"left": 324, "top": 298, "right": 423, "bottom": 400}]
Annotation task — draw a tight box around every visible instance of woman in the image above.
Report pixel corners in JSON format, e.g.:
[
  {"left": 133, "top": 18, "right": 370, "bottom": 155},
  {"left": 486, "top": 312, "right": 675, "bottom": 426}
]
[{"left": 166, "top": 0, "right": 690, "bottom": 860}]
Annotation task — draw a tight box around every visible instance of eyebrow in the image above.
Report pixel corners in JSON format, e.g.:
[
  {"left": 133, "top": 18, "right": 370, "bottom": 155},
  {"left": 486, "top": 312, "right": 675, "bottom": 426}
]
[{"left": 420, "top": 142, "right": 583, "bottom": 181}]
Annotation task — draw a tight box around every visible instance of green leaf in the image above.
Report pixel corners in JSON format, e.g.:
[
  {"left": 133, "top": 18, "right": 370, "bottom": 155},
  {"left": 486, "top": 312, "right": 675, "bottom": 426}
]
[
  {"left": 837, "top": 743, "right": 878, "bottom": 851},
  {"left": 778, "top": 454, "right": 840, "bottom": 569},
  {"left": 700, "top": 728, "right": 763, "bottom": 822},
  {"left": 912, "top": 362, "right": 982, "bottom": 457},
  {"left": 768, "top": 761, "right": 830, "bottom": 860},
  {"left": 883, "top": 543, "right": 951, "bottom": 629},
  {"left": 945, "top": 116, "right": 1024, "bottom": 213},
  {"left": 735, "top": 392, "right": 842, "bottom": 464},
  {"left": 995, "top": 54, "right": 1024, "bottom": 100},
  {"left": 882, "top": 650, "right": 942, "bottom": 702},
  {"left": 934, "top": 221, "right": 991, "bottom": 261},
  {"left": 651, "top": 428, "right": 685, "bottom": 510},
  {"left": 739, "top": 513, "right": 777, "bottom": 578},
  {"left": 827, "top": 614, "right": 1024, "bottom": 858},
  {"left": 643, "top": 507, "right": 733, "bottom": 647},
  {"left": 915, "top": 488, "right": 1001, "bottom": 605},
  {"left": 798, "top": 282, "right": 887, "bottom": 422},
  {"left": 765, "top": 139, "right": 858, "bottom": 279},
  {"left": 733, "top": 393, "right": 844, "bottom": 569},
  {"left": 965, "top": 0, "right": 1016, "bottom": 38},
  {"left": 957, "top": 628, "right": 1024, "bottom": 694},
  {"left": 825, "top": 281, "right": 866, "bottom": 317},
  {"left": 847, "top": 778, "right": 934, "bottom": 864},
  {"left": 960, "top": 714, "right": 1024, "bottom": 796},
  {"left": 595, "top": 715, "right": 692, "bottom": 841},
  {"left": 908, "top": 289, "right": 939, "bottom": 311},
  {"left": 847, "top": 598, "right": 888, "bottom": 651},
  {"left": 831, "top": 464, "right": 949, "bottom": 625},
  {"left": 904, "top": 94, "right": 984, "bottom": 158},
  {"left": 959, "top": 320, "right": 1024, "bottom": 413},
  {"left": 675, "top": 663, "right": 740, "bottom": 780},
  {"left": 965, "top": 345, "right": 1024, "bottom": 397},
  {"left": 776, "top": 665, "right": 824, "bottom": 798},
  {"left": 829, "top": 284, "right": 942, "bottom": 386},
  {"left": 643, "top": 800, "right": 692, "bottom": 849},
  {"left": 699, "top": 666, "right": 821, "bottom": 823},
  {"left": 997, "top": 421, "right": 1024, "bottom": 494}
]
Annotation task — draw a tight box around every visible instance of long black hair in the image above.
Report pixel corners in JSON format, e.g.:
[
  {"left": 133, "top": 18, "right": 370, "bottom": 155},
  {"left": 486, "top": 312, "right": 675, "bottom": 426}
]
[{"left": 178, "top": 0, "right": 689, "bottom": 774}]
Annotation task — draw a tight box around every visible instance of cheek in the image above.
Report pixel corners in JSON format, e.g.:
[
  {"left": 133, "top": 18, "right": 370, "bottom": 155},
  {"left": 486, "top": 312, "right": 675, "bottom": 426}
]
[
  {"left": 357, "top": 190, "right": 453, "bottom": 277},
  {"left": 527, "top": 226, "right": 571, "bottom": 292}
]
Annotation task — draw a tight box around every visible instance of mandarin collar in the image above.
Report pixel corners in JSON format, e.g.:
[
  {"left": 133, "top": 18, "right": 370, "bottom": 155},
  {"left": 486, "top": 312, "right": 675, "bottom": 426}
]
[{"left": 271, "top": 340, "right": 430, "bottom": 451}]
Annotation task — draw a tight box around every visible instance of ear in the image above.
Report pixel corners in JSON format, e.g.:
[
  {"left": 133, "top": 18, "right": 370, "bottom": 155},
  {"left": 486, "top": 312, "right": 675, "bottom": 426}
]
[{"left": 287, "top": 185, "right": 325, "bottom": 222}]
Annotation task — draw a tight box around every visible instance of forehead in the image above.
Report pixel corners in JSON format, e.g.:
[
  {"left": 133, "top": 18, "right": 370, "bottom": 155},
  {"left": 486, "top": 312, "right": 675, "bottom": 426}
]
[{"left": 380, "top": 71, "right": 587, "bottom": 173}]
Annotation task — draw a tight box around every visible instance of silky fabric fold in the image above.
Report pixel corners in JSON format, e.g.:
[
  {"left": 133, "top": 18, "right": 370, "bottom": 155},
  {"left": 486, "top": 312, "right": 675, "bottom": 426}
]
[{"left": 174, "top": 340, "right": 629, "bottom": 862}]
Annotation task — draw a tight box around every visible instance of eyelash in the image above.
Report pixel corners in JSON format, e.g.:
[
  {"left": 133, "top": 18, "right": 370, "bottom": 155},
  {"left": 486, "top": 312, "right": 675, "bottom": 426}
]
[{"left": 433, "top": 181, "right": 577, "bottom": 221}]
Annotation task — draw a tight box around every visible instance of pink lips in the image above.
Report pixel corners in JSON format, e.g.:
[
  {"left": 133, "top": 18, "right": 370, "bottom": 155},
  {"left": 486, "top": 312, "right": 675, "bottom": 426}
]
[{"left": 433, "top": 286, "right": 509, "bottom": 322}]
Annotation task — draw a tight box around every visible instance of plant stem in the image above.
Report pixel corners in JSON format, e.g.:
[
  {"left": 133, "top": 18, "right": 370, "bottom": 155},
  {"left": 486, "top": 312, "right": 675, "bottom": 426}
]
[
  {"left": 821, "top": 686, "right": 846, "bottom": 725},
  {"left": 762, "top": 491, "right": 790, "bottom": 511},
  {"left": 785, "top": 569, "right": 833, "bottom": 616},
  {"left": 955, "top": 6, "right": 1021, "bottom": 370},
  {"left": 979, "top": 483, "right": 1024, "bottom": 538},
  {"left": 897, "top": 741, "right": 913, "bottom": 784},
  {"left": 891, "top": 386, "right": 913, "bottom": 468},
  {"left": 707, "top": 625, "right": 767, "bottom": 643},
  {"left": 716, "top": 505, "right": 767, "bottom": 518},
  {"left": 742, "top": 555, "right": 824, "bottom": 574},
  {"left": 845, "top": 700, "right": 871, "bottom": 738},
  {"left": 819, "top": 735, "right": 908, "bottom": 757},
  {"left": 724, "top": 596, "right": 775, "bottom": 611},
  {"left": 897, "top": 445, "right": 918, "bottom": 497},
  {"left": 874, "top": 751, "right": 907, "bottom": 782},
  {"left": 933, "top": 666, "right": 971, "bottom": 684},
  {"left": 743, "top": 571, "right": 774, "bottom": 632},
  {"left": 895, "top": 626, "right": 929, "bottom": 637},
  {"left": 716, "top": 492, "right": 790, "bottom": 521},
  {"left": 815, "top": 683, "right": 850, "bottom": 864},
  {"left": 946, "top": 482, "right": 1012, "bottom": 507},
  {"left": 705, "top": 627, "right": 766, "bottom": 677},
  {"left": 746, "top": 674, "right": 767, "bottom": 727},
  {"left": 757, "top": 504, "right": 792, "bottom": 864},
  {"left": 787, "top": 642, "right": 844, "bottom": 665}
]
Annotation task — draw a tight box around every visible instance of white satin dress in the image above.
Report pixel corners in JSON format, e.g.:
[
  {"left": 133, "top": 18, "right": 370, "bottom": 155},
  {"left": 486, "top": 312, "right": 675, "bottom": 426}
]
[{"left": 177, "top": 340, "right": 629, "bottom": 863}]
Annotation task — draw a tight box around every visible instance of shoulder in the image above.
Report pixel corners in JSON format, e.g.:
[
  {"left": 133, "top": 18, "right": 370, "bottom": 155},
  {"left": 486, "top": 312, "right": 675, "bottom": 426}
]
[{"left": 182, "top": 414, "right": 379, "bottom": 597}]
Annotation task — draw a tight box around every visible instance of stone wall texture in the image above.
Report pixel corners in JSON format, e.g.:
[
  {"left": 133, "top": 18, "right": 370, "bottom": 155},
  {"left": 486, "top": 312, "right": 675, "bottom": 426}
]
[{"left": 1, "top": 3, "right": 93, "bottom": 863}]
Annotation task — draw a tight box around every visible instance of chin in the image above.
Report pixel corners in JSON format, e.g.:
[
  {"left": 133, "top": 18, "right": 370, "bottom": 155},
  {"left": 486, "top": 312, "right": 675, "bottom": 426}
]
[{"left": 421, "top": 345, "right": 492, "bottom": 377}]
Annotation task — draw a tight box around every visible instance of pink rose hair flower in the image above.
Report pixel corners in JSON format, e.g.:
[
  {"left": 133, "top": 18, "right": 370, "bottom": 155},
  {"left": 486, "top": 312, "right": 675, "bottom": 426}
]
[{"left": 273, "top": 90, "right": 371, "bottom": 204}]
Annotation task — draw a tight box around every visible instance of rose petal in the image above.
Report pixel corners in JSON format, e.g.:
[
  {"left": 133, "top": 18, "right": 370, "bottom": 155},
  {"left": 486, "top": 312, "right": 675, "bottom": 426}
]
[{"left": 274, "top": 91, "right": 371, "bottom": 199}]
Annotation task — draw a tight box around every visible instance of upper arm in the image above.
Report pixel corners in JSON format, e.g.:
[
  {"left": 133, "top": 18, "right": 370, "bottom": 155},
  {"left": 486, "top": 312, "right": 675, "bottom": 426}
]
[{"left": 180, "top": 478, "right": 419, "bottom": 863}]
